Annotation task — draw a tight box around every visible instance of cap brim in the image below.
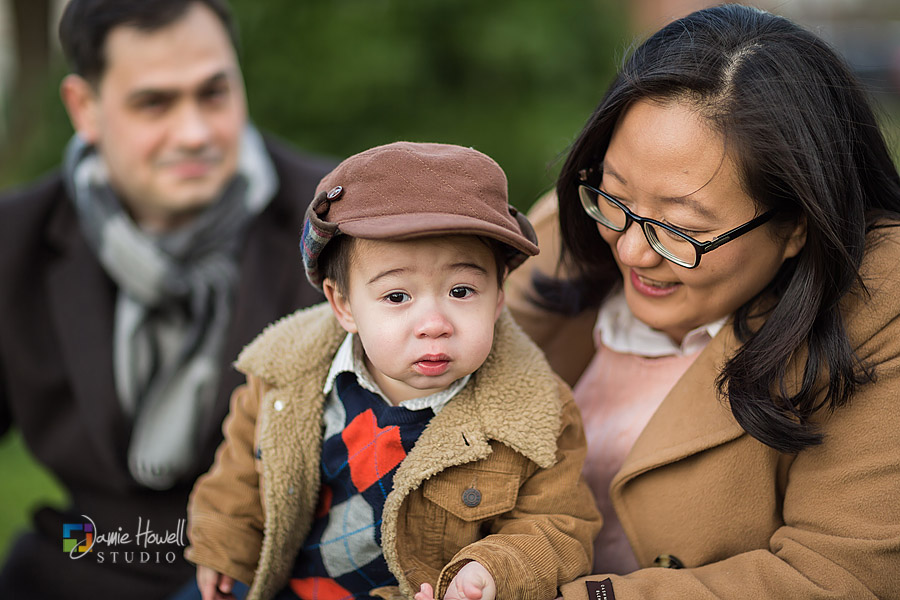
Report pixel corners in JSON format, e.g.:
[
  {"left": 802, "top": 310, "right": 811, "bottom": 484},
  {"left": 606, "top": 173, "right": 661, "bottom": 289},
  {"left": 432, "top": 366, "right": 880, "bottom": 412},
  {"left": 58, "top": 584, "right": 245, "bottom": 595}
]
[{"left": 337, "top": 213, "right": 539, "bottom": 258}]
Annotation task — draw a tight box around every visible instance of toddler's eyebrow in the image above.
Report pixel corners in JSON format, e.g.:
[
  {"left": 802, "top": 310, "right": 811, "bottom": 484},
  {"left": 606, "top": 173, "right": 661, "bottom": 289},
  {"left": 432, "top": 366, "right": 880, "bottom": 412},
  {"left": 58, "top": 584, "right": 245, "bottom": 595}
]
[
  {"left": 366, "top": 262, "right": 488, "bottom": 286},
  {"left": 367, "top": 268, "right": 407, "bottom": 286},
  {"left": 449, "top": 262, "right": 488, "bottom": 277}
]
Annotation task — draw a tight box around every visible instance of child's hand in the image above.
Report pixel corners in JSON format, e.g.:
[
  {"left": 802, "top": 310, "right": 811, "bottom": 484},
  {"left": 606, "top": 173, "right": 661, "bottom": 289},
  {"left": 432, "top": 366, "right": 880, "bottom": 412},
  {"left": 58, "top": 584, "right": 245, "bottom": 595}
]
[
  {"left": 415, "top": 582, "right": 438, "bottom": 600},
  {"left": 415, "top": 562, "right": 496, "bottom": 600},
  {"left": 197, "top": 565, "right": 238, "bottom": 600}
]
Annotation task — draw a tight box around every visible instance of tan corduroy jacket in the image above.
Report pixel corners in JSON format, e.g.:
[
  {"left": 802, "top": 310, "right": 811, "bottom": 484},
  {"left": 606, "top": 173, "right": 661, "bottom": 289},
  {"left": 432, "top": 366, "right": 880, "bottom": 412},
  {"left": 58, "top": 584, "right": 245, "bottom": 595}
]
[
  {"left": 506, "top": 194, "right": 900, "bottom": 599},
  {"left": 186, "top": 304, "right": 601, "bottom": 600}
]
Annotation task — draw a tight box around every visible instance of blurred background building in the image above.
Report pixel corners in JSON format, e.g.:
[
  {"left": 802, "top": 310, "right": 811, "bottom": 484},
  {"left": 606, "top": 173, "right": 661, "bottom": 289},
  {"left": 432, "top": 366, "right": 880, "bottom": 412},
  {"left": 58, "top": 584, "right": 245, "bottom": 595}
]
[{"left": 0, "top": 0, "right": 898, "bottom": 561}]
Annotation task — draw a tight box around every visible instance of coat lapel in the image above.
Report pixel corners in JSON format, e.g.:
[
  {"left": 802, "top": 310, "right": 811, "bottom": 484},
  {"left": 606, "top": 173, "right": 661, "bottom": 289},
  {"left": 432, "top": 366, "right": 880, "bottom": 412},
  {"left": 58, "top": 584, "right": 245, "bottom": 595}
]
[
  {"left": 388, "top": 309, "right": 562, "bottom": 494},
  {"left": 236, "top": 304, "right": 342, "bottom": 600},
  {"left": 611, "top": 323, "right": 746, "bottom": 493},
  {"left": 381, "top": 309, "right": 563, "bottom": 597},
  {"left": 45, "top": 199, "right": 130, "bottom": 477}
]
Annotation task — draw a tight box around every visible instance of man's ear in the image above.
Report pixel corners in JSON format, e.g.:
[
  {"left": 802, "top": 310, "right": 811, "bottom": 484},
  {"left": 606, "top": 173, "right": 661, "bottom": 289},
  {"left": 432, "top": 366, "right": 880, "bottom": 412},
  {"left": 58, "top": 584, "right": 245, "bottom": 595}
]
[
  {"left": 60, "top": 74, "right": 100, "bottom": 144},
  {"left": 323, "top": 279, "right": 358, "bottom": 334}
]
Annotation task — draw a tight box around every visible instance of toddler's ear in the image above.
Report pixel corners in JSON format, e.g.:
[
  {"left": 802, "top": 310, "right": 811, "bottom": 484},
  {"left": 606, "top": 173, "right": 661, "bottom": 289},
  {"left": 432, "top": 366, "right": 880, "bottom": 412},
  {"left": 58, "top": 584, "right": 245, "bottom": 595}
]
[{"left": 323, "top": 279, "right": 358, "bottom": 334}]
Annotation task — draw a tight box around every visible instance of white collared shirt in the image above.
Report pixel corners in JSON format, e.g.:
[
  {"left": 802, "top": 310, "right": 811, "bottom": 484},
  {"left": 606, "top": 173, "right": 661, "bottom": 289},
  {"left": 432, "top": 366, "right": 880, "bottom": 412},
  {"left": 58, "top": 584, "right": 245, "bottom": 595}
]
[
  {"left": 596, "top": 289, "right": 726, "bottom": 357},
  {"left": 323, "top": 333, "right": 470, "bottom": 414}
]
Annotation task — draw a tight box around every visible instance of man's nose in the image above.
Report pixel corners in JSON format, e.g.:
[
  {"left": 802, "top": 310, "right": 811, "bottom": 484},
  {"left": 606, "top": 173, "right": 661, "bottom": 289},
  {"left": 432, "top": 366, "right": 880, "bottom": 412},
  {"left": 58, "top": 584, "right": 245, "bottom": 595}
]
[{"left": 173, "top": 102, "right": 213, "bottom": 149}]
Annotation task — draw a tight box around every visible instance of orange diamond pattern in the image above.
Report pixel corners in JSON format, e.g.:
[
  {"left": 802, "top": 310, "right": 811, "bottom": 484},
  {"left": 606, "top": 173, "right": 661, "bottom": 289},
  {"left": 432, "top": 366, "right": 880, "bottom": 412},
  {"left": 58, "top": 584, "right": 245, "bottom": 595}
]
[
  {"left": 290, "top": 576, "right": 353, "bottom": 600},
  {"left": 341, "top": 409, "right": 406, "bottom": 492}
]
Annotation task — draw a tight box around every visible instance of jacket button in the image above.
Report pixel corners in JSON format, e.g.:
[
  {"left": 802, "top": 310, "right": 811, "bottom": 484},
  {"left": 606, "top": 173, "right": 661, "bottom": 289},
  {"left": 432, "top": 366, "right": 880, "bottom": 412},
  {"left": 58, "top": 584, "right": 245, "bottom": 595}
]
[
  {"left": 326, "top": 185, "right": 343, "bottom": 200},
  {"left": 461, "top": 488, "right": 481, "bottom": 507},
  {"left": 653, "top": 554, "right": 684, "bottom": 569},
  {"left": 274, "top": 400, "right": 284, "bottom": 411}
]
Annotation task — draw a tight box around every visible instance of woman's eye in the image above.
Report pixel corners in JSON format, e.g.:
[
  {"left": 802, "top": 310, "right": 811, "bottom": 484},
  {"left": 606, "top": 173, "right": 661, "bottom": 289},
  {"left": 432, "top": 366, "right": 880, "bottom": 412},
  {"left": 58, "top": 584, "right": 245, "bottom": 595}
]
[
  {"left": 661, "top": 226, "right": 690, "bottom": 241},
  {"left": 663, "top": 222, "right": 704, "bottom": 238},
  {"left": 450, "top": 286, "right": 474, "bottom": 299},
  {"left": 386, "top": 292, "right": 410, "bottom": 304}
]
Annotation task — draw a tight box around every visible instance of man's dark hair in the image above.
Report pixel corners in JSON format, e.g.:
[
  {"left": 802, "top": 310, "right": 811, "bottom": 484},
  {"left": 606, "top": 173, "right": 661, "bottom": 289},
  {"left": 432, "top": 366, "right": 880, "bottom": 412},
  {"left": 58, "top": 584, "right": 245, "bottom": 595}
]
[
  {"left": 545, "top": 4, "right": 900, "bottom": 453},
  {"left": 59, "top": 0, "right": 239, "bottom": 83}
]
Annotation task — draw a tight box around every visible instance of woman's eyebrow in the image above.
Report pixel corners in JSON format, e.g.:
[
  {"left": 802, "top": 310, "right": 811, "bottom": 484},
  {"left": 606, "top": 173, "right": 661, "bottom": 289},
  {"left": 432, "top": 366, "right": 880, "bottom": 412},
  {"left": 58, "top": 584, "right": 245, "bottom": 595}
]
[{"left": 602, "top": 160, "right": 718, "bottom": 221}]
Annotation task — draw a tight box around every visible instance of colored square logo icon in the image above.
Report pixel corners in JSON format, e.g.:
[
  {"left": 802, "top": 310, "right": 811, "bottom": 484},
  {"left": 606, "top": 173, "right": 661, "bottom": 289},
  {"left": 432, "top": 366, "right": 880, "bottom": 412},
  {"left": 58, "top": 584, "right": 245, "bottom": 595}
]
[{"left": 63, "top": 522, "right": 94, "bottom": 554}]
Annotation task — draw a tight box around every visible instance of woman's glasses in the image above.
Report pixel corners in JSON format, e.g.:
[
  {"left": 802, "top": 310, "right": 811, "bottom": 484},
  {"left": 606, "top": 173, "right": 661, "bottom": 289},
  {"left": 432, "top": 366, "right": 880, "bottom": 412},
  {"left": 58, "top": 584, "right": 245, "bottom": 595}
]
[{"left": 577, "top": 182, "right": 776, "bottom": 268}]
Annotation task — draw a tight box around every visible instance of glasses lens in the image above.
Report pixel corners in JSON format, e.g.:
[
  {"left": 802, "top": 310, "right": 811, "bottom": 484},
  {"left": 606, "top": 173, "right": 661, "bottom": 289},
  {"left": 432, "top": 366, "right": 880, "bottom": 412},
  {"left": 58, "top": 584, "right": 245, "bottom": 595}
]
[
  {"left": 578, "top": 185, "right": 627, "bottom": 231},
  {"left": 644, "top": 223, "right": 696, "bottom": 267}
]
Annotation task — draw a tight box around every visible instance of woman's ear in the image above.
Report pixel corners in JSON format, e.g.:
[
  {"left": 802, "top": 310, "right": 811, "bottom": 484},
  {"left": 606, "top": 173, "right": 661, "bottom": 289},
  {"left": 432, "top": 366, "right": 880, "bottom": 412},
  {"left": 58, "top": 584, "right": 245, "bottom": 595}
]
[
  {"left": 781, "top": 215, "right": 807, "bottom": 260},
  {"left": 323, "top": 279, "right": 358, "bottom": 334}
]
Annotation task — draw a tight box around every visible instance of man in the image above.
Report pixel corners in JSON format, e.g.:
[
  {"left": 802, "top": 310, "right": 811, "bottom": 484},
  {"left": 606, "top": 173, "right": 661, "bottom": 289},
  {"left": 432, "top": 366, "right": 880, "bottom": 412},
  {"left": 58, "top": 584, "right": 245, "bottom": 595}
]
[{"left": 0, "top": 1, "right": 332, "bottom": 598}]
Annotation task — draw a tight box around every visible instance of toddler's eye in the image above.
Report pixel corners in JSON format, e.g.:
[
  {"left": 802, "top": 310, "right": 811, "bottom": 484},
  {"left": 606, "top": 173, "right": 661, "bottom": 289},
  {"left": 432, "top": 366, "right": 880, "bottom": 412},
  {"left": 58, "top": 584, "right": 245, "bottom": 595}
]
[
  {"left": 386, "top": 292, "right": 410, "bottom": 304},
  {"left": 450, "top": 286, "right": 474, "bottom": 299}
]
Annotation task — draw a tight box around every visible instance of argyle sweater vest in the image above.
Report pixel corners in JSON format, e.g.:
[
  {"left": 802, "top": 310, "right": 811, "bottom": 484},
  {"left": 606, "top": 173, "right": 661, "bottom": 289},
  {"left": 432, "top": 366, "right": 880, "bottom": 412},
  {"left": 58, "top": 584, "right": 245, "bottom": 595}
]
[{"left": 275, "top": 372, "right": 434, "bottom": 600}]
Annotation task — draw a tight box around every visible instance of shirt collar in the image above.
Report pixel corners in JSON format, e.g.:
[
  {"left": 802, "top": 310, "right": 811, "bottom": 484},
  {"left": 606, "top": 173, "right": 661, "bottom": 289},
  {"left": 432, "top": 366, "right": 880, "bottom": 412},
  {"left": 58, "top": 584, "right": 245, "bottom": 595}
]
[
  {"left": 596, "top": 289, "right": 726, "bottom": 357},
  {"left": 323, "top": 333, "right": 469, "bottom": 413}
]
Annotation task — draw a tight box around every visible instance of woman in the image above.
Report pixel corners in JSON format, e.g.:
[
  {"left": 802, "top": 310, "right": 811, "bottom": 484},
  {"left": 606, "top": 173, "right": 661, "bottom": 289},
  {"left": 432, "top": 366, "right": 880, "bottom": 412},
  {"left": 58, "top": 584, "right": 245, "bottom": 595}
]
[{"left": 506, "top": 4, "right": 900, "bottom": 599}]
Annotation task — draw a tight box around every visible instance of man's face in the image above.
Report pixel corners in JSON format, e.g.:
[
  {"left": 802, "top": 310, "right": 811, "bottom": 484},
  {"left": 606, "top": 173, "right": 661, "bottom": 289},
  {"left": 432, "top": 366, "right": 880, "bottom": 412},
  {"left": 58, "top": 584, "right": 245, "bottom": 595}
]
[{"left": 64, "top": 2, "right": 247, "bottom": 230}]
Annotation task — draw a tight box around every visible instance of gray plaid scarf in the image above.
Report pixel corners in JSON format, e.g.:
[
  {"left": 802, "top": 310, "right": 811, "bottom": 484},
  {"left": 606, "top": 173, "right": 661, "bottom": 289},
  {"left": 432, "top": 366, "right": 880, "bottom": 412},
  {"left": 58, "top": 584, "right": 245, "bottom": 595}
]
[{"left": 63, "top": 124, "right": 277, "bottom": 489}]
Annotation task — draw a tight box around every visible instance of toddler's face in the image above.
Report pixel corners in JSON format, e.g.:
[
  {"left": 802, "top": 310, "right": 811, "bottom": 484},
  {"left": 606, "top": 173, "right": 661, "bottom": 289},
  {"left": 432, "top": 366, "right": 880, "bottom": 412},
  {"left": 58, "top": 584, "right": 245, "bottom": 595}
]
[{"left": 324, "top": 235, "right": 504, "bottom": 405}]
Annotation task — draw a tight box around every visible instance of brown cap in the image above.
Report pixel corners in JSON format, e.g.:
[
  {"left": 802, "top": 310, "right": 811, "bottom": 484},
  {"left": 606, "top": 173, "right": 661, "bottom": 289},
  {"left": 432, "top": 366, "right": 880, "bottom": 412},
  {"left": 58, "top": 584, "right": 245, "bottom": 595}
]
[{"left": 301, "top": 141, "right": 539, "bottom": 289}]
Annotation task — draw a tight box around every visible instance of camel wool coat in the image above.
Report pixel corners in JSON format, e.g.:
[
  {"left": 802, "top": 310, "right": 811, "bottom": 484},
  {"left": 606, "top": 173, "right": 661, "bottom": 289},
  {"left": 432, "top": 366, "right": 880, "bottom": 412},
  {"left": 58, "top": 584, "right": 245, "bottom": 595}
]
[
  {"left": 505, "top": 194, "right": 900, "bottom": 599},
  {"left": 186, "top": 304, "right": 601, "bottom": 600}
]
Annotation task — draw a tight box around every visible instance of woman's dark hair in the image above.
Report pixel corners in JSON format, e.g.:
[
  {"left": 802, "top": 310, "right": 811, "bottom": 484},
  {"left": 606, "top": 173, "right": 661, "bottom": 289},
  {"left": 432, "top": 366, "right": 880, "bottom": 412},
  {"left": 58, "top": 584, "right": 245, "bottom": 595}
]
[
  {"left": 547, "top": 4, "right": 900, "bottom": 453},
  {"left": 59, "top": 0, "right": 239, "bottom": 84}
]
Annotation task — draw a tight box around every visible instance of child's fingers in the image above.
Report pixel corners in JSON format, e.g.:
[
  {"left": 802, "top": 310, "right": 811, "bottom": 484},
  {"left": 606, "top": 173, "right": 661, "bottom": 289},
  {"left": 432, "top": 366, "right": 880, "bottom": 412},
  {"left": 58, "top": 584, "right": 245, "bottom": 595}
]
[
  {"left": 217, "top": 574, "right": 235, "bottom": 594},
  {"left": 197, "top": 566, "right": 221, "bottom": 600},
  {"left": 460, "top": 580, "right": 485, "bottom": 600},
  {"left": 415, "top": 582, "right": 436, "bottom": 600},
  {"left": 455, "top": 562, "right": 496, "bottom": 600}
]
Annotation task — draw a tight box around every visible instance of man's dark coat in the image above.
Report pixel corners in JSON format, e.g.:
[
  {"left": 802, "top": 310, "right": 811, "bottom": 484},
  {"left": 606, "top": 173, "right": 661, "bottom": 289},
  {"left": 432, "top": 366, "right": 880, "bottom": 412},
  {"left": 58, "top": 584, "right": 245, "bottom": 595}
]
[{"left": 0, "top": 138, "right": 333, "bottom": 600}]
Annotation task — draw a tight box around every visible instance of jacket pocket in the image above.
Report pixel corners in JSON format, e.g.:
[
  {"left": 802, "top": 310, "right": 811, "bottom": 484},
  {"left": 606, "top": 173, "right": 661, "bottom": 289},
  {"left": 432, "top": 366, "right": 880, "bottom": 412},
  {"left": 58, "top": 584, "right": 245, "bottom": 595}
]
[{"left": 423, "top": 466, "right": 519, "bottom": 521}]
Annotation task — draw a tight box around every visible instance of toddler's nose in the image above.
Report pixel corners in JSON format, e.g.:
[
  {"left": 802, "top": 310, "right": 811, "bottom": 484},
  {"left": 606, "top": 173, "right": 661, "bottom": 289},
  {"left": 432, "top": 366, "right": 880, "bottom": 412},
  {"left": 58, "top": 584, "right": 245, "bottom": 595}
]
[{"left": 414, "top": 308, "right": 453, "bottom": 339}]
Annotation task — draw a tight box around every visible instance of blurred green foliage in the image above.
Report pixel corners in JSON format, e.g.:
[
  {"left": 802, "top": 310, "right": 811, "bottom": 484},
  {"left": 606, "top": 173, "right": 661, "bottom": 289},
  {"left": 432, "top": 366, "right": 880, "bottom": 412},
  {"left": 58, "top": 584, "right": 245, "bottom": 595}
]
[
  {"left": 0, "top": 0, "right": 628, "bottom": 210},
  {"left": 233, "top": 0, "right": 626, "bottom": 209},
  {"left": 0, "top": 432, "right": 67, "bottom": 562}
]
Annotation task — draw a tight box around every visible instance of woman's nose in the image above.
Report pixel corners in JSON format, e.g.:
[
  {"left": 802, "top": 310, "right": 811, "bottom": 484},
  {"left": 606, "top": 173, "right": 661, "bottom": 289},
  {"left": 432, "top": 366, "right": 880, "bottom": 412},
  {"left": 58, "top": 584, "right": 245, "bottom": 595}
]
[{"left": 610, "top": 222, "right": 663, "bottom": 268}]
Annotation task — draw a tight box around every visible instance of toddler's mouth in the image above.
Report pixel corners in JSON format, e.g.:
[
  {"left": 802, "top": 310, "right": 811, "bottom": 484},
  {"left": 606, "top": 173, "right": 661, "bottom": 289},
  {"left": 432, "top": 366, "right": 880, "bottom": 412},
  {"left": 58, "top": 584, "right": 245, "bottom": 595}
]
[{"left": 414, "top": 355, "right": 451, "bottom": 376}]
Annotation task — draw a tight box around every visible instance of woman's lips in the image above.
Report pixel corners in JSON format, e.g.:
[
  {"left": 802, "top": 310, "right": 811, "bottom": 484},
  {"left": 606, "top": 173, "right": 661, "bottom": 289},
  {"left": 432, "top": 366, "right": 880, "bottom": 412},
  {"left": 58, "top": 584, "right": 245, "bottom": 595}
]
[
  {"left": 413, "top": 355, "right": 451, "bottom": 376},
  {"left": 630, "top": 269, "right": 679, "bottom": 297}
]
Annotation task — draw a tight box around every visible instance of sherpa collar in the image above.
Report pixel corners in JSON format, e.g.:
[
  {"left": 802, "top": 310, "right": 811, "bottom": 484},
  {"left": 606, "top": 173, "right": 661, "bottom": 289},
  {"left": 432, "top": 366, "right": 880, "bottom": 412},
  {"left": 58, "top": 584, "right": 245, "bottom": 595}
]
[{"left": 236, "top": 303, "right": 562, "bottom": 469}]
